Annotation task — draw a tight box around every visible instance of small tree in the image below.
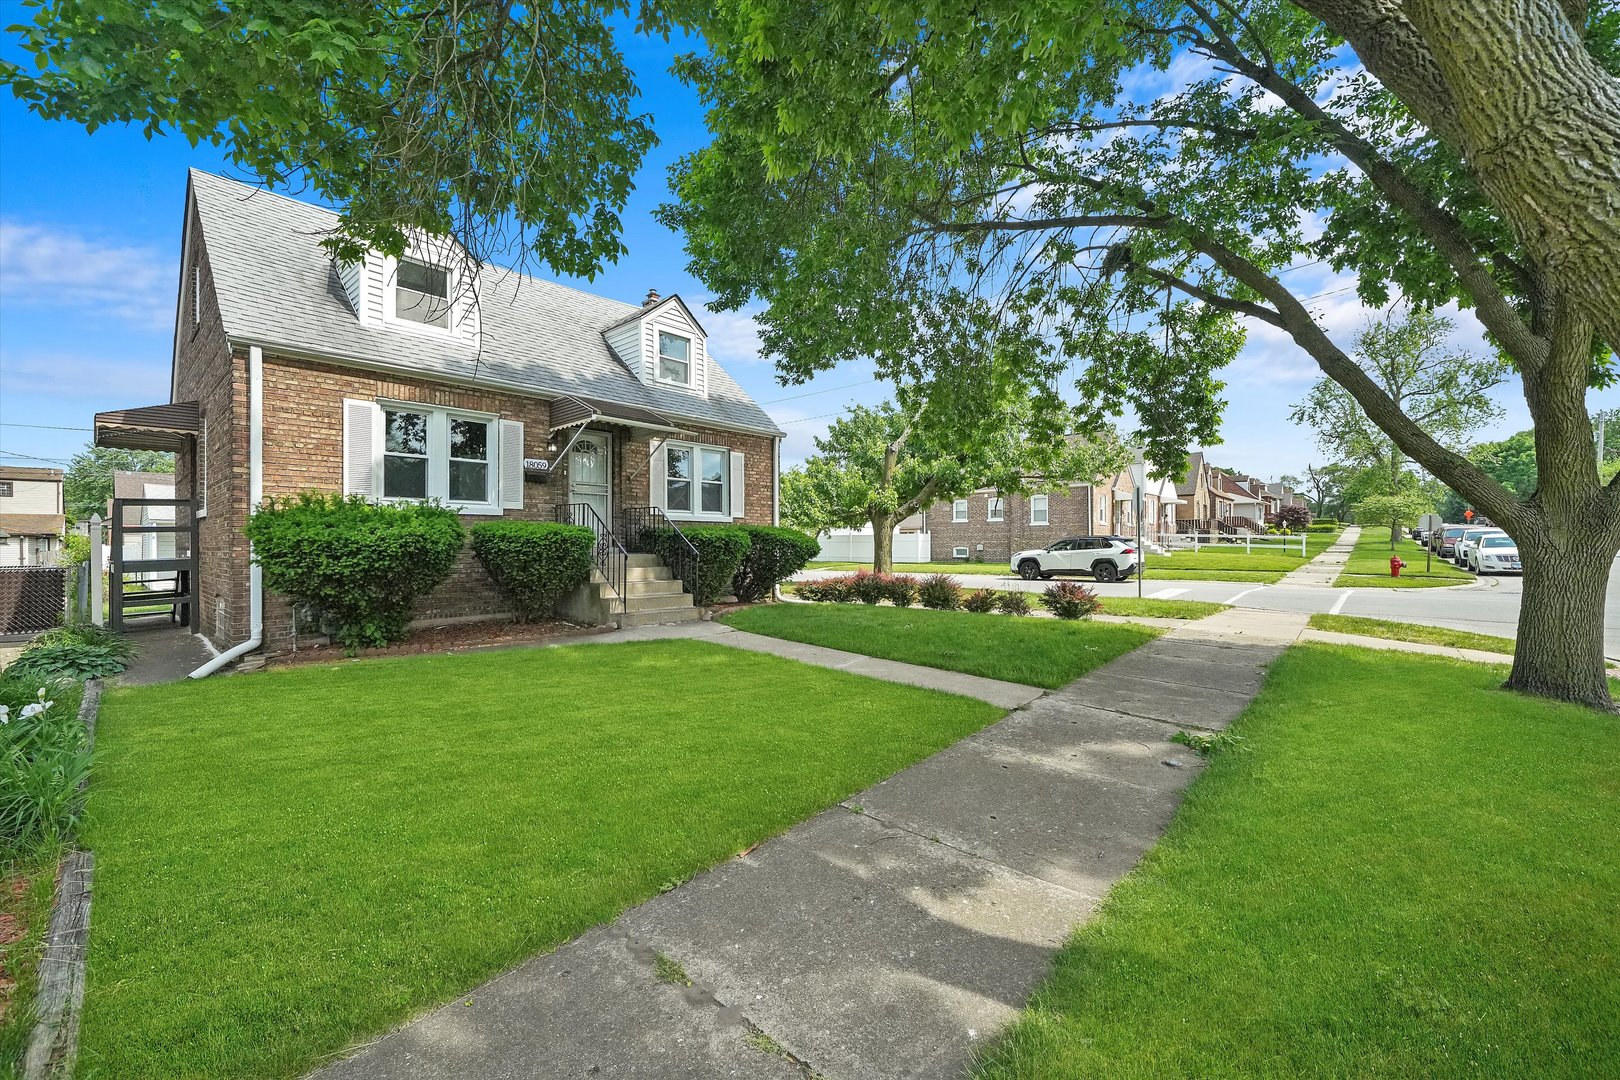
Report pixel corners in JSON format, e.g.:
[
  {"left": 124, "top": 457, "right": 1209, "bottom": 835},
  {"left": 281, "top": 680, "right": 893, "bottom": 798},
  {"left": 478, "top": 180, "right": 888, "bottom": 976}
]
[
  {"left": 1272, "top": 505, "right": 1312, "bottom": 533},
  {"left": 785, "top": 399, "right": 1128, "bottom": 573},
  {"left": 63, "top": 444, "right": 172, "bottom": 522},
  {"left": 1354, "top": 492, "right": 1431, "bottom": 548}
]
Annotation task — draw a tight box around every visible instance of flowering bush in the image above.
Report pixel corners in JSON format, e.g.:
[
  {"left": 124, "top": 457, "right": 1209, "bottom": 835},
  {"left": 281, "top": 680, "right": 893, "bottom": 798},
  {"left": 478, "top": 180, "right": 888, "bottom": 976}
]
[
  {"left": 918, "top": 574, "right": 963, "bottom": 610},
  {"left": 996, "top": 590, "right": 1032, "bottom": 616},
  {"left": 962, "top": 588, "right": 999, "bottom": 613},
  {"left": 1041, "top": 580, "right": 1102, "bottom": 619},
  {"left": 0, "top": 675, "right": 90, "bottom": 852}
]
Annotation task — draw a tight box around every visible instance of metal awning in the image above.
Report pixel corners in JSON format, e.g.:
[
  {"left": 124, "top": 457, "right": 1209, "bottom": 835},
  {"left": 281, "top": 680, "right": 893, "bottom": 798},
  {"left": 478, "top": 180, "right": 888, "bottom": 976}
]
[
  {"left": 95, "top": 402, "right": 200, "bottom": 452},
  {"left": 546, "top": 395, "right": 686, "bottom": 435}
]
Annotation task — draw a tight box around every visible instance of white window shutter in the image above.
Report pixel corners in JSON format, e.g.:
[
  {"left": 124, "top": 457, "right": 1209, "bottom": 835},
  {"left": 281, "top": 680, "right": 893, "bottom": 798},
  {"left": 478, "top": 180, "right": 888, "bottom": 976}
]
[
  {"left": 729, "top": 451, "right": 746, "bottom": 518},
  {"left": 343, "top": 399, "right": 378, "bottom": 497},
  {"left": 649, "top": 441, "right": 667, "bottom": 509},
  {"left": 499, "top": 420, "right": 525, "bottom": 510}
]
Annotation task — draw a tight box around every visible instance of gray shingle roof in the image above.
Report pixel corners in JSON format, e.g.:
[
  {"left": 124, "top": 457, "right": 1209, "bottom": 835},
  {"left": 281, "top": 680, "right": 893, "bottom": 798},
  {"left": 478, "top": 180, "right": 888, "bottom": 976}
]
[{"left": 188, "top": 170, "right": 782, "bottom": 436}]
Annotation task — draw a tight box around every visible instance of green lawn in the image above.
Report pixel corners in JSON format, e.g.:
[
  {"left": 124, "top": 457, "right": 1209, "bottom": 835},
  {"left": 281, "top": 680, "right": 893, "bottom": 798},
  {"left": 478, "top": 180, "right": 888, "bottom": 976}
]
[
  {"left": 973, "top": 645, "right": 1620, "bottom": 1079},
  {"left": 809, "top": 560, "right": 1014, "bottom": 575},
  {"left": 1098, "top": 598, "right": 1228, "bottom": 620},
  {"left": 721, "top": 604, "right": 1158, "bottom": 688},
  {"left": 1336, "top": 530, "right": 1474, "bottom": 588},
  {"left": 0, "top": 850, "right": 58, "bottom": 1068},
  {"left": 79, "top": 642, "right": 1002, "bottom": 1080},
  {"left": 1309, "top": 613, "right": 1515, "bottom": 656}
]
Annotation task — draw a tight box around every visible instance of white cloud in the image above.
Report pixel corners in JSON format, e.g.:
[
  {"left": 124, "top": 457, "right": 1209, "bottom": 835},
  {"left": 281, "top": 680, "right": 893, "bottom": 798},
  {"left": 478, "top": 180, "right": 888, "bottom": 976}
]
[
  {"left": 697, "top": 301, "right": 770, "bottom": 364},
  {"left": 0, "top": 220, "right": 174, "bottom": 331}
]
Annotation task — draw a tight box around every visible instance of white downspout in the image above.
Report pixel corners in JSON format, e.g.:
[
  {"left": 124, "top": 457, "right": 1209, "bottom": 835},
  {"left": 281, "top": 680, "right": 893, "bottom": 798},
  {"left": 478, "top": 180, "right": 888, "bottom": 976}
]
[
  {"left": 189, "top": 346, "right": 263, "bottom": 678},
  {"left": 771, "top": 434, "right": 785, "bottom": 602}
]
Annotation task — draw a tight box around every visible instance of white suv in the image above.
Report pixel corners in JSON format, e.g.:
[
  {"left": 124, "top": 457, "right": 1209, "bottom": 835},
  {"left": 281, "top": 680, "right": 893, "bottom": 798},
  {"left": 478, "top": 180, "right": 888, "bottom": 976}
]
[{"left": 1011, "top": 536, "right": 1139, "bottom": 583}]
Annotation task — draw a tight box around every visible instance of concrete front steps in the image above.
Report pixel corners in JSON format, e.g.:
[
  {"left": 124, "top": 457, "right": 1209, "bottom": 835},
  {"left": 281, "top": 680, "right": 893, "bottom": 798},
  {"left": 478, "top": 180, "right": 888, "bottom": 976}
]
[{"left": 573, "top": 553, "right": 701, "bottom": 628}]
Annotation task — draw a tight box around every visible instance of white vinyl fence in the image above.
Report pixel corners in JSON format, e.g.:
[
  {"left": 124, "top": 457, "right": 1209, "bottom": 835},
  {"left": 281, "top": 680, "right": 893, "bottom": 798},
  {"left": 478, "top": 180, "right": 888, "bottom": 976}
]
[{"left": 815, "top": 530, "right": 932, "bottom": 563}]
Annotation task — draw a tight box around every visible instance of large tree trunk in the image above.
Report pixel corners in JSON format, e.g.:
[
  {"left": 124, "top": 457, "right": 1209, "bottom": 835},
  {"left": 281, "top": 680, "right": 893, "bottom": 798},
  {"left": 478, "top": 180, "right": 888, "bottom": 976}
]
[
  {"left": 1510, "top": 531, "right": 1616, "bottom": 711},
  {"left": 870, "top": 511, "right": 895, "bottom": 574}
]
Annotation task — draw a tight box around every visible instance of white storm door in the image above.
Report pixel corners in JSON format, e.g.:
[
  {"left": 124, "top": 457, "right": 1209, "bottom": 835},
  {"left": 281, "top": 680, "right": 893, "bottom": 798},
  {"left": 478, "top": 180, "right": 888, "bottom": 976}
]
[{"left": 568, "top": 431, "right": 613, "bottom": 526}]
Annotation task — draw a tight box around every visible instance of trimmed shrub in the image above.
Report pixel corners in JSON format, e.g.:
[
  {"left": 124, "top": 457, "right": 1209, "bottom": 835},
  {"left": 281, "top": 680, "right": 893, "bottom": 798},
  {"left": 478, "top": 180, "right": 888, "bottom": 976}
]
[
  {"left": 1306, "top": 521, "right": 1343, "bottom": 533},
  {"left": 918, "top": 574, "right": 963, "bottom": 610},
  {"left": 470, "top": 521, "right": 596, "bottom": 621},
  {"left": 963, "top": 588, "right": 998, "bottom": 613},
  {"left": 651, "top": 525, "right": 751, "bottom": 606},
  {"left": 1041, "top": 580, "right": 1102, "bottom": 619},
  {"left": 245, "top": 493, "right": 465, "bottom": 649},
  {"left": 996, "top": 590, "right": 1032, "bottom": 616},
  {"left": 849, "top": 569, "right": 889, "bottom": 605},
  {"left": 887, "top": 574, "right": 922, "bottom": 608},
  {"left": 731, "top": 525, "right": 820, "bottom": 602}
]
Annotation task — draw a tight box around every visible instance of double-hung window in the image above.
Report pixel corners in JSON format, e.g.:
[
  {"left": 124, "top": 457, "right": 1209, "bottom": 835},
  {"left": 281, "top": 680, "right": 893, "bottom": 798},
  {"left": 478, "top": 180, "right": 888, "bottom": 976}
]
[
  {"left": 951, "top": 499, "right": 968, "bottom": 523},
  {"left": 658, "top": 331, "right": 692, "bottom": 385},
  {"left": 381, "top": 406, "right": 495, "bottom": 509},
  {"left": 395, "top": 258, "right": 452, "bottom": 329},
  {"left": 1030, "top": 494, "right": 1048, "bottom": 526},
  {"left": 663, "top": 440, "right": 729, "bottom": 518},
  {"left": 987, "top": 496, "right": 1004, "bottom": 523}
]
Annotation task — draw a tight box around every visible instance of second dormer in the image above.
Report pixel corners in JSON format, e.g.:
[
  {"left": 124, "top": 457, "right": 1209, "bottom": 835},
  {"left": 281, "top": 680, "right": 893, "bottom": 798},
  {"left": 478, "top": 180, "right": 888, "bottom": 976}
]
[
  {"left": 338, "top": 233, "right": 481, "bottom": 347},
  {"left": 603, "top": 290, "right": 709, "bottom": 397}
]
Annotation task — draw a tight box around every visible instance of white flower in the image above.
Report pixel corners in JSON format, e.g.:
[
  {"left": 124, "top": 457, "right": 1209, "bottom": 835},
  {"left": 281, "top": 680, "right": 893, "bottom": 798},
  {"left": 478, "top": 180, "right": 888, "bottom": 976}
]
[
  {"left": 37, "top": 687, "right": 46, "bottom": 701},
  {"left": 20, "top": 701, "right": 51, "bottom": 720},
  {"left": 0, "top": 705, "right": 8, "bottom": 724}
]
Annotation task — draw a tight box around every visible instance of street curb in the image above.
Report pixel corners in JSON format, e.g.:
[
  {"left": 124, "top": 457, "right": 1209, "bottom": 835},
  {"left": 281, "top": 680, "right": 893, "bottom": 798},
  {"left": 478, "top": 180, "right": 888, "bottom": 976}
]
[{"left": 22, "top": 679, "right": 100, "bottom": 1080}]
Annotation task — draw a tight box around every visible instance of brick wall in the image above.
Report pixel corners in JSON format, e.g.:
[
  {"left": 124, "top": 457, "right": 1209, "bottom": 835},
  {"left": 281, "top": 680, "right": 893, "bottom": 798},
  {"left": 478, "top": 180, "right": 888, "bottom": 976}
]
[
  {"left": 618, "top": 423, "right": 777, "bottom": 526},
  {"left": 924, "top": 486, "right": 1097, "bottom": 564},
  {"left": 172, "top": 205, "right": 248, "bottom": 649}
]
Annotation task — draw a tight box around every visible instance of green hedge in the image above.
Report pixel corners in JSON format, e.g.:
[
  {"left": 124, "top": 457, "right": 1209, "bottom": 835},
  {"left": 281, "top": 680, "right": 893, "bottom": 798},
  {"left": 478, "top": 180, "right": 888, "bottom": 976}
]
[
  {"left": 650, "top": 525, "right": 751, "bottom": 605},
  {"left": 471, "top": 521, "right": 596, "bottom": 621},
  {"left": 730, "top": 525, "right": 820, "bottom": 602},
  {"left": 245, "top": 493, "right": 465, "bottom": 649}
]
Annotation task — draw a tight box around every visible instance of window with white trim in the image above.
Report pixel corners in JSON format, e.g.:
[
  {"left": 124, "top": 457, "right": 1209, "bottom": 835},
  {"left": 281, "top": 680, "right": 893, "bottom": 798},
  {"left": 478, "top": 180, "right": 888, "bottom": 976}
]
[
  {"left": 951, "top": 499, "right": 968, "bottom": 523},
  {"left": 987, "top": 496, "right": 1004, "bottom": 523},
  {"left": 664, "top": 440, "right": 729, "bottom": 518},
  {"left": 395, "top": 258, "right": 452, "bottom": 329},
  {"left": 197, "top": 418, "right": 209, "bottom": 517},
  {"left": 1097, "top": 496, "right": 1107, "bottom": 523},
  {"left": 658, "top": 331, "right": 693, "bottom": 386},
  {"left": 1030, "top": 494, "right": 1048, "bottom": 526},
  {"left": 192, "top": 264, "right": 202, "bottom": 328},
  {"left": 381, "top": 406, "right": 495, "bottom": 509}
]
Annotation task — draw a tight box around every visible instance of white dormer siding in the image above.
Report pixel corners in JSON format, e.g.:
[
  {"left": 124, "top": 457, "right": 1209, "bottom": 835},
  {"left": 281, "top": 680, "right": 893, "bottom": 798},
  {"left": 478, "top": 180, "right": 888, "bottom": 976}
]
[
  {"left": 342, "top": 238, "right": 481, "bottom": 346},
  {"left": 607, "top": 296, "right": 709, "bottom": 397}
]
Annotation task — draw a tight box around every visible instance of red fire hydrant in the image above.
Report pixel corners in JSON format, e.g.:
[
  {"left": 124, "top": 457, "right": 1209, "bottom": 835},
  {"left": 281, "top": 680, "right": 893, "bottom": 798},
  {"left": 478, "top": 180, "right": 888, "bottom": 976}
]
[{"left": 1390, "top": 555, "right": 1406, "bottom": 577}]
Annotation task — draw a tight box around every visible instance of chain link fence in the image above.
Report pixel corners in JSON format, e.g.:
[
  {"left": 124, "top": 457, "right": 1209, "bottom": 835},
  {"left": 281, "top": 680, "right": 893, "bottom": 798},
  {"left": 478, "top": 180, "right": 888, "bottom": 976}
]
[{"left": 0, "top": 566, "right": 68, "bottom": 637}]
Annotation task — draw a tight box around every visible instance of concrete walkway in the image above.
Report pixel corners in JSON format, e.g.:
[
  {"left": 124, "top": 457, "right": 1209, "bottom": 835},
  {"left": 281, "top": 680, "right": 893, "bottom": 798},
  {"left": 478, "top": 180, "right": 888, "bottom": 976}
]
[
  {"left": 1276, "top": 525, "right": 1361, "bottom": 587},
  {"left": 567, "top": 618, "right": 1046, "bottom": 709},
  {"left": 309, "top": 621, "right": 1288, "bottom": 1080}
]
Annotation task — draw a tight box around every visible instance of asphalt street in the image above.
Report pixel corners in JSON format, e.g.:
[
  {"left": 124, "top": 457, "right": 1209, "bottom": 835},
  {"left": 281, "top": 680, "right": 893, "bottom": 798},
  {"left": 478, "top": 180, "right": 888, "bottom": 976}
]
[{"left": 799, "top": 563, "right": 1620, "bottom": 659}]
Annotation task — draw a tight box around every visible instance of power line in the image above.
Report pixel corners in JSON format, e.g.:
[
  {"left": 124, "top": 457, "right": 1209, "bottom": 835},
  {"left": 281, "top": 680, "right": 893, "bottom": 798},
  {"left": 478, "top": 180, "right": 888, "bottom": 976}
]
[
  {"left": 776, "top": 410, "right": 846, "bottom": 426},
  {"left": 0, "top": 448, "right": 72, "bottom": 465},
  {"left": 759, "top": 378, "right": 877, "bottom": 405},
  {"left": 0, "top": 422, "right": 93, "bottom": 431}
]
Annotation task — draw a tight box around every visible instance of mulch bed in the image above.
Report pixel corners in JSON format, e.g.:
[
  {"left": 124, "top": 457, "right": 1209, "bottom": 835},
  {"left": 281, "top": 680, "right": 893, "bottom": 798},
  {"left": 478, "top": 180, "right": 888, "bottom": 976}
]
[{"left": 265, "top": 619, "right": 612, "bottom": 668}]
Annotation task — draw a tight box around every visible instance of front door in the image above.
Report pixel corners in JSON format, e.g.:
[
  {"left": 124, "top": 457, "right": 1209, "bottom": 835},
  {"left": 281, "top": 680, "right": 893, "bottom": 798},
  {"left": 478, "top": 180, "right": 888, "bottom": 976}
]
[{"left": 568, "top": 431, "right": 613, "bottom": 527}]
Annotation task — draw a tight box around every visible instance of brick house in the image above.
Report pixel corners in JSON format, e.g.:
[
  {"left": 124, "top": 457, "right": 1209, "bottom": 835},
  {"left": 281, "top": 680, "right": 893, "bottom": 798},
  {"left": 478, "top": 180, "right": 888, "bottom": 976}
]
[
  {"left": 922, "top": 471, "right": 1182, "bottom": 565},
  {"left": 93, "top": 170, "right": 783, "bottom": 661}
]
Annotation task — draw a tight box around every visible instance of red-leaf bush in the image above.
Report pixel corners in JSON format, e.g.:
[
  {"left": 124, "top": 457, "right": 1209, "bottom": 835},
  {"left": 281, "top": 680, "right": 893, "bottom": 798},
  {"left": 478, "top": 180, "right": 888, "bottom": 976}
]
[
  {"left": 918, "top": 574, "right": 963, "bottom": 610},
  {"left": 1041, "top": 580, "right": 1102, "bottom": 619}
]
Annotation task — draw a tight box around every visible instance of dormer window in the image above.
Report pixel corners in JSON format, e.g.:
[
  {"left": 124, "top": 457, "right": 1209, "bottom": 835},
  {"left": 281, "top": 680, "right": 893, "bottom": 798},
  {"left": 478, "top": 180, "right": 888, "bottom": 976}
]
[
  {"left": 657, "top": 331, "right": 692, "bottom": 386},
  {"left": 396, "top": 258, "right": 451, "bottom": 329}
]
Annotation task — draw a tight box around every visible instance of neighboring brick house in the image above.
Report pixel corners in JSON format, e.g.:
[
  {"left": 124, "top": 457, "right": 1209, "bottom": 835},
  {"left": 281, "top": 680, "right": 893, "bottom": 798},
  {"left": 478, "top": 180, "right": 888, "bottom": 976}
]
[
  {"left": 922, "top": 472, "right": 1182, "bottom": 564},
  {"left": 94, "top": 170, "right": 783, "bottom": 661},
  {"left": 0, "top": 466, "right": 65, "bottom": 566}
]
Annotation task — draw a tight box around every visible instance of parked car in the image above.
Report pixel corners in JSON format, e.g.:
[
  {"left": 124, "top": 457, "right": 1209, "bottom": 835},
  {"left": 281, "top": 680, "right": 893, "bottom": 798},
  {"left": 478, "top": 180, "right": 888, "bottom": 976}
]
[
  {"left": 1436, "top": 525, "right": 1468, "bottom": 557},
  {"left": 1455, "top": 527, "right": 1505, "bottom": 567},
  {"left": 1012, "top": 536, "right": 1139, "bottom": 582},
  {"left": 1470, "top": 533, "right": 1522, "bottom": 575}
]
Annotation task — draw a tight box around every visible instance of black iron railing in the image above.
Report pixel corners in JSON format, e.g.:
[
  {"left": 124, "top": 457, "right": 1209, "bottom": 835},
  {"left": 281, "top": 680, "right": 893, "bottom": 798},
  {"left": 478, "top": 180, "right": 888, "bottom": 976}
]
[
  {"left": 553, "top": 502, "right": 628, "bottom": 616},
  {"left": 619, "top": 506, "right": 701, "bottom": 599}
]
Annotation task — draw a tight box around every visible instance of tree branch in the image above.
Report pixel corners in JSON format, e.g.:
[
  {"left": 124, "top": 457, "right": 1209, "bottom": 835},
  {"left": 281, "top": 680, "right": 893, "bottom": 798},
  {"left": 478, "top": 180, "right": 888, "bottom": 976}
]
[{"left": 1139, "top": 265, "right": 1283, "bottom": 326}]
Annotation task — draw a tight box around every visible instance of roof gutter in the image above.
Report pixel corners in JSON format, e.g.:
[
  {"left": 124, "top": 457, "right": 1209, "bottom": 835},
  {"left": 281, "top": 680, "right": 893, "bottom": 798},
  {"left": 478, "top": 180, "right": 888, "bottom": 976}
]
[{"left": 189, "top": 346, "right": 264, "bottom": 678}]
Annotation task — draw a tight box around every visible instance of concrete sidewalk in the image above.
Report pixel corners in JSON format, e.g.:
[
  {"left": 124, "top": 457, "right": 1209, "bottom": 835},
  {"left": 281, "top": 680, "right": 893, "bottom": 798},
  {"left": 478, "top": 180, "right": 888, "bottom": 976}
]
[
  {"left": 567, "top": 618, "right": 1046, "bottom": 709},
  {"left": 1276, "top": 525, "right": 1361, "bottom": 587},
  {"left": 310, "top": 626, "right": 1285, "bottom": 1080}
]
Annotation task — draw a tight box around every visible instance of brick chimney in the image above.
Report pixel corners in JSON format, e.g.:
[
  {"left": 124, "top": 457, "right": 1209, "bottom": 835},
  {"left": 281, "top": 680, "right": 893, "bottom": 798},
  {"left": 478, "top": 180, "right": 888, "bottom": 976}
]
[{"left": 643, "top": 288, "right": 661, "bottom": 308}]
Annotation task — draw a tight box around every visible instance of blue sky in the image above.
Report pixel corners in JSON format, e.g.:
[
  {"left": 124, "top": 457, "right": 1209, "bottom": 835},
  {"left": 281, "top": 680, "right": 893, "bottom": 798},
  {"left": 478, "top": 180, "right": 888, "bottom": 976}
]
[{"left": 1, "top": 11, "right": 1611, "bottom": 479}]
